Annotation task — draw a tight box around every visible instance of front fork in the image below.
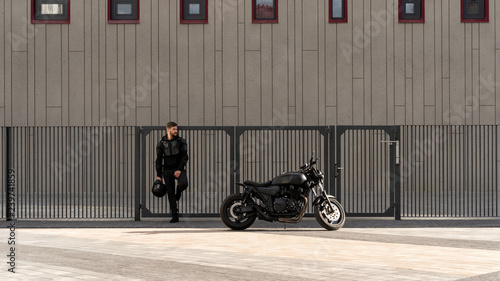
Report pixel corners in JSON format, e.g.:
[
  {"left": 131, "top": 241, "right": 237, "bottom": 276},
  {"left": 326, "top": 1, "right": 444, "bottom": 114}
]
[{"left": 312, "top": 182, "right": 336, "bottom": 211}]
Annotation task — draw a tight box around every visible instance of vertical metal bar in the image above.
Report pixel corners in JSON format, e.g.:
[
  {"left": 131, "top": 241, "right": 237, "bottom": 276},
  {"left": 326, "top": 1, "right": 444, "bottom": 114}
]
[
  {"left": 350, "top": 130, "right": 355, "bottom": 212},
  {"left": 55, "top": 127, "right": 58, "bottom": 218},
  {"left": 134, "top": 127, "right": 141, "bottom": 221},
  {"left": 413, "top": 126, "right": 417, "bottom": 217},
  {"left": 465, "top": 126, "right": 469, "bottom": 217},
  {"left": 45, "top": 127, "right": 49, "bottom": 218},
  {"left": 28, "top": 127, "right": 32, "bottom": 218},
  {"left": 444, "top": 126, "right": 448, "bottom": 217},
  {"left": 486, "top": 126, "right": 490, "bottom": 216},
  {"left": 336, "top": 128, "right": 342, "bottom": 207},
  {"left": 207, "top": 130, "right": 211, "bottom": 214},
  {"left": 16, "top": 128, "right": 20, "bottom": 219},
  {"left": 64, "top": 127, "right": 67, "bottom": 218},
  {"left": 229, "top": 127, "right": 235, "bottom": 197},
  {"left": 124, "top": 127, "right": 128, "bottom": 217},
  {"left": 394, "top": 127, "right": 401, "bottom": 220},
  {"left": 5, "top": 127, "right": 13, "bottom": 221},
  {"left": 424, "top": 126, "right": 428, "bottom": 217},
  {"left": 474, "top": 125, "right": 478, "bottom": 216},
  {"left": 483, "top": 126, "right": 487, "bottom": 216},
  {"left": 493, "top": 125, "right": 500, "bottom": 217},
  {"left": 432, "top": 126, "right": 436, "bottom": 217},
  {"left": 117, "top": 127, "right": 121, "bottom": 218},
  {"left": 38, "top": 127, "right": 42, "bottom": 219},
  {"left": 105, "top": 127, "right": 109, "bottom": 218}
]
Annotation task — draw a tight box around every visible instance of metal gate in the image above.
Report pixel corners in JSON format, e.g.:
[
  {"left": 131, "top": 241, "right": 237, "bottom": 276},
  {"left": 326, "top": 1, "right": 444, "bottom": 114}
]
[
  {"left": 4, "top": 125, "right": 499, "bottom": 220},
  {"left": 335, "top": 126, "right": 401, "bottom": 219},
  {"left": 139, "top": 126, "right": 234, "bottom": 217}
]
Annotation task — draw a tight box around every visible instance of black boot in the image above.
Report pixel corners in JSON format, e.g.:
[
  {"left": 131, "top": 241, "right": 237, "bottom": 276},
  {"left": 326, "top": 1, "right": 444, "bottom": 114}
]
[{"left": 170, "top": 214, "right": 179, "bottom": 223}]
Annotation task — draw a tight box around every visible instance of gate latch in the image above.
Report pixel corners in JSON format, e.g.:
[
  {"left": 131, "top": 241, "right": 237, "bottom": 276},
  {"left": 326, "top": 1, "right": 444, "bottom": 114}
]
[
  {"left": 381, "top": 140, "right": 400, "bottom": 165},
  {"left": 334, "top": 164, "right": 344, "bottom": 177}
]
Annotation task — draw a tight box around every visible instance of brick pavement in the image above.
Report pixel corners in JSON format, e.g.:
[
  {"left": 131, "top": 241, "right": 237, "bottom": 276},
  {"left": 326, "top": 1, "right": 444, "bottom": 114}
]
[{"left": 1, "top": 218, "right": 500, "bottom": 280}]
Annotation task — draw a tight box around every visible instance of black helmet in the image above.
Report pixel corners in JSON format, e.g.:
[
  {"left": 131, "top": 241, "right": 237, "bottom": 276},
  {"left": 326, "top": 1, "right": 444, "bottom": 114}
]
[{"left": 152, "top": 180, "right": 167, "bottom": 197}]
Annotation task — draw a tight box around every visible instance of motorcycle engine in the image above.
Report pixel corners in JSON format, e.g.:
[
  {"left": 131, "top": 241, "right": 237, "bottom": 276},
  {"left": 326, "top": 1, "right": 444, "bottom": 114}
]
[{"left": 274, "top": 198, "right": 289, "bottom": 213}]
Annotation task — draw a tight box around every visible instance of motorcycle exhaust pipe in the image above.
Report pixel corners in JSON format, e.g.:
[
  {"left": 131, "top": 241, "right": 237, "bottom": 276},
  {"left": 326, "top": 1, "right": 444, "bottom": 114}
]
[{"left": 278, "top": 196, "right": 308, "bottom": 224}]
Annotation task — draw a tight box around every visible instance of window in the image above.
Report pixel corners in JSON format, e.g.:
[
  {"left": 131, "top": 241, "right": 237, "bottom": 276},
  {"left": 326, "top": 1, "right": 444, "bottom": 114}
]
[
  {"left": 329, "top": 0, "right": 347, "bottom": 23},
  {"left": 180, "top": 0, "right": 208, "bottom": 24},
  {"left": 462, "top": 0, "right": 489, "bottom": 22},
  {"left": 399, "top": 0, "right": 424, "bottom": 23},
  {"left": 252, "top": 0, "right": 278, "bottom": 23},
  {"left": 31, "top": 0, "right": 70, "bottom": 24},
  {"left": 108, "top": 0, "right": 140, "bottom": 23}
]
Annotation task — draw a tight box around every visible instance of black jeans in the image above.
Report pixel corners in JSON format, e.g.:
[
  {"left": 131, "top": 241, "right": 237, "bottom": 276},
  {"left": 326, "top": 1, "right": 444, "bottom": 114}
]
[{"left": 163, "top": 169, "right": 188, "bottom": 216}]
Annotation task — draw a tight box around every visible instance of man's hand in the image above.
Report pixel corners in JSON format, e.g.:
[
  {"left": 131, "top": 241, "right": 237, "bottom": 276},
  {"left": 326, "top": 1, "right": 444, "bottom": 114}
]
[
  {"left": 156, "top": 176, "right": 162, "bottom": 181},
  {"left": 174, "top": 170, "right": 181, "bottom": 178}
]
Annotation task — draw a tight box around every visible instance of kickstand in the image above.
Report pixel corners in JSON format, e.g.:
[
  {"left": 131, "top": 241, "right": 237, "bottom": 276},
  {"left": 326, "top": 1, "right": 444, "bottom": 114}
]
[{"left": 283, "top": 223, "right": 287, "bottom": 230}]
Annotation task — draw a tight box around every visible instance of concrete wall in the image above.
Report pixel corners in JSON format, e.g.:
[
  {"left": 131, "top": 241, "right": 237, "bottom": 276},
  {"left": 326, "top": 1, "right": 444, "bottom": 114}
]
[{"left": 2, "top": 0, "right": 500, "bottom": 126}]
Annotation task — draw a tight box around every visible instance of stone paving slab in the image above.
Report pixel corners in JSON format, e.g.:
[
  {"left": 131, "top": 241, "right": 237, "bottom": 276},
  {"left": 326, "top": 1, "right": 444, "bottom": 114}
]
[{"left": 1, "top": 218, "right": 500, "bottom": 280}]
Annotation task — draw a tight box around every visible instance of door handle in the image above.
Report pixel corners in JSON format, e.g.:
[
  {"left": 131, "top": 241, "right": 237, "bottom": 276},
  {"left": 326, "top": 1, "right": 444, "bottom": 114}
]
[{"left": 334, "top": 164, "right": 344, "bottom": 177}]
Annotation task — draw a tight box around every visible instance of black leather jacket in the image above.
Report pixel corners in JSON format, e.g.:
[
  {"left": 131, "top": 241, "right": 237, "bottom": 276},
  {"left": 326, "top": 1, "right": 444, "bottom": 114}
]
[{"left": 155, "top": 135, "right": 189, "bottom": 177}]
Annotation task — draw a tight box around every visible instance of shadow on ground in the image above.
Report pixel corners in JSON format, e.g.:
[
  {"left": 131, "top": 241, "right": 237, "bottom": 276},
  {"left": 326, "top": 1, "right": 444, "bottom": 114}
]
[{"left": 3, "top": 217, "right": 500, "bottom": 229}]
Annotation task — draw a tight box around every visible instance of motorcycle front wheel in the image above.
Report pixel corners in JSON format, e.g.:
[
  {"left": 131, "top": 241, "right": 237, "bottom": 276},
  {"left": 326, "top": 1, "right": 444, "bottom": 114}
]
[
  {"left": 314, "top": 196, "right": 345, "bottom": 231},
  {"left": 220, "top": 193, "right": 256, "bottom": 230}
]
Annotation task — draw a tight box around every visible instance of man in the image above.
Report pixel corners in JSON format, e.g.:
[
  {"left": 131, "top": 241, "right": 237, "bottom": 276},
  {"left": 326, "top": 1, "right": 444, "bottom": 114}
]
[{"left": 155, "top": 122, "right": 189, "bottom": 223}]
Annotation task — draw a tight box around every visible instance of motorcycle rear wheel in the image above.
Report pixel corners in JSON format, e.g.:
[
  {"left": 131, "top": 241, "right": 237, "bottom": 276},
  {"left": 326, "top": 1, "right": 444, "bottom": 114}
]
[
  {"left": 220, "top": 193, "right": 256, "bottom": 230},
  {"left": 314, "top": 196, "right": 345, "bottom": 231}
]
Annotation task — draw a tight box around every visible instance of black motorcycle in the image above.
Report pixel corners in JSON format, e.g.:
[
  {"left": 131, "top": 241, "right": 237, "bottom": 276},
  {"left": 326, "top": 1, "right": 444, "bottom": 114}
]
[{"left": 220, "top": 155, "right": 345, "bottom": 231}]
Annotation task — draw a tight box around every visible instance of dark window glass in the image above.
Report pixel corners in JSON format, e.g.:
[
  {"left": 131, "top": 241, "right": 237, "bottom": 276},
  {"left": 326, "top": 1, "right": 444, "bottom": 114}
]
[
  {"left": 331, "top": 0, "right": 344, "bottom": 19},
  {"left": 117, "top": 4, "right": 133, "bottom": 15},
  {"left": 33, "top": 0, "right": 69, "bottom": 22},
  {"left": 110, "top": 0, "right": 138, "bottom": 21},
  {"left": 463, "top": 0, "right": 486, "bottom": 20},
  {"left": 255, "top": 0, "right": 276, "bottom": 20},
  {"left": 406, "top": 3, "right": 415, "bottom": 14},
  {"left": 400, "top": 0, "right": 422, "bottom": 21},
  {"left": 182, "top": 0, "right": 207, "bottom": 21}
]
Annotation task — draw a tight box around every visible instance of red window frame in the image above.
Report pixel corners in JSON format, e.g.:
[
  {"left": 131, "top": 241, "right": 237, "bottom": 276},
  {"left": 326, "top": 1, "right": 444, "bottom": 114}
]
[
  {"left": 461, "top": 0, "right": 489, "bottom": 23},
  {"left": 399, "top": 0, "right": 425, "bottom": 23},
  {"left": 108, "top": 0, "right": 140, "bottom": 24},
  {"left": 180, "top": 0, "right": 208, "bottom": 24},
  {"left": 252, "top": 0, "right": 278, "bottom": 24},
  {"left": 329, "top": 0, "right": 348, "bottom": 23},
  {"left": 31, "top": 0, "right": 71, "bottom": 24}
]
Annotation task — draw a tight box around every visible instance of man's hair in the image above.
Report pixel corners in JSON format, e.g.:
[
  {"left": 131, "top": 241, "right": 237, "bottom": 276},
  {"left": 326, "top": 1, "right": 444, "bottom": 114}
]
[{"left": 166, "top": 122, "right": 178, "bottom": 129}]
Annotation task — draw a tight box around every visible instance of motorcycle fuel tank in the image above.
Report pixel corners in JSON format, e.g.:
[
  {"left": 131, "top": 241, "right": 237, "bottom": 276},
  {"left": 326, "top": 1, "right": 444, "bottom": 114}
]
[{"left": 272, "top": 172, "right": 307, "bottom": 186}]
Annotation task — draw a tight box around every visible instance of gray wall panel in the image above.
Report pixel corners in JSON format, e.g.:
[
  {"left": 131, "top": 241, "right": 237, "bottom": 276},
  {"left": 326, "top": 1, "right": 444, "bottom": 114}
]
[
  {"left": 12, "top": 52, "right": 28, "bottom": 126},
  {"left": 4, "top": 0, "right": 12, "bottom": 126},
  {"left": 3, "top": 0, "right": 500, "bottom": 127},
  {"left": 0, "top": 0, "right": 4, "bottom": 110}
]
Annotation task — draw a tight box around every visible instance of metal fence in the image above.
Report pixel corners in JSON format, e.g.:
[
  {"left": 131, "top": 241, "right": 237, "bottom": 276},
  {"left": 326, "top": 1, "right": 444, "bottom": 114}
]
[
  {"left": 2, "top": 125, "right": 499, "bottom": 220},
  {"left": 400, "top": 126, "right": 499, "bottom": 217},
  {"left": 2, "top": 127, "right": 137, "bottom": 219}
]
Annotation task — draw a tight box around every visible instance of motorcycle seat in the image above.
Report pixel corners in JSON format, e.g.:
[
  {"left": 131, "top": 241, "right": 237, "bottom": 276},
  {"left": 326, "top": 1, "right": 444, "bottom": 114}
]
[{"left": 244, "top": 180, "right": 272, "bottom": 187}]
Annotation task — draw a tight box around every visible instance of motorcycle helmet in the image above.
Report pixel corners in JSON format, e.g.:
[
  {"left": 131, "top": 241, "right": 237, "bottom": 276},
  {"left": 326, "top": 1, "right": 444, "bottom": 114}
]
[{"left": 152, "top": 180, "right": 167, "bottom": 198}]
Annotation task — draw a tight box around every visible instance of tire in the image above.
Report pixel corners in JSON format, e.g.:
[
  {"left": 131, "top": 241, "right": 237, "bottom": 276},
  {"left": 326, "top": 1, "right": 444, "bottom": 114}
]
[
  {"left": 314, "top": 196, "right": 345, "bottom": 231},
  {"left": 220, "top": 193, "right": 257, "bottom": 230}
]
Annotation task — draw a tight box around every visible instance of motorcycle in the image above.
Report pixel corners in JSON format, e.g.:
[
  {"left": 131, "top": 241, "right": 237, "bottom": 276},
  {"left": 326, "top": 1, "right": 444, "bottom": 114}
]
[{"left": 220, "top": 155, "right": 345, "bottom": 231}]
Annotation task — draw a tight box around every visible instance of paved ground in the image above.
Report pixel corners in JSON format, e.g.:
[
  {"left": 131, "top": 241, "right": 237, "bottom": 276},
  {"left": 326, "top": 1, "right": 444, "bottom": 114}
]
[{"left": 1, "top": 217, "right": 500, "bottom": 280}]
